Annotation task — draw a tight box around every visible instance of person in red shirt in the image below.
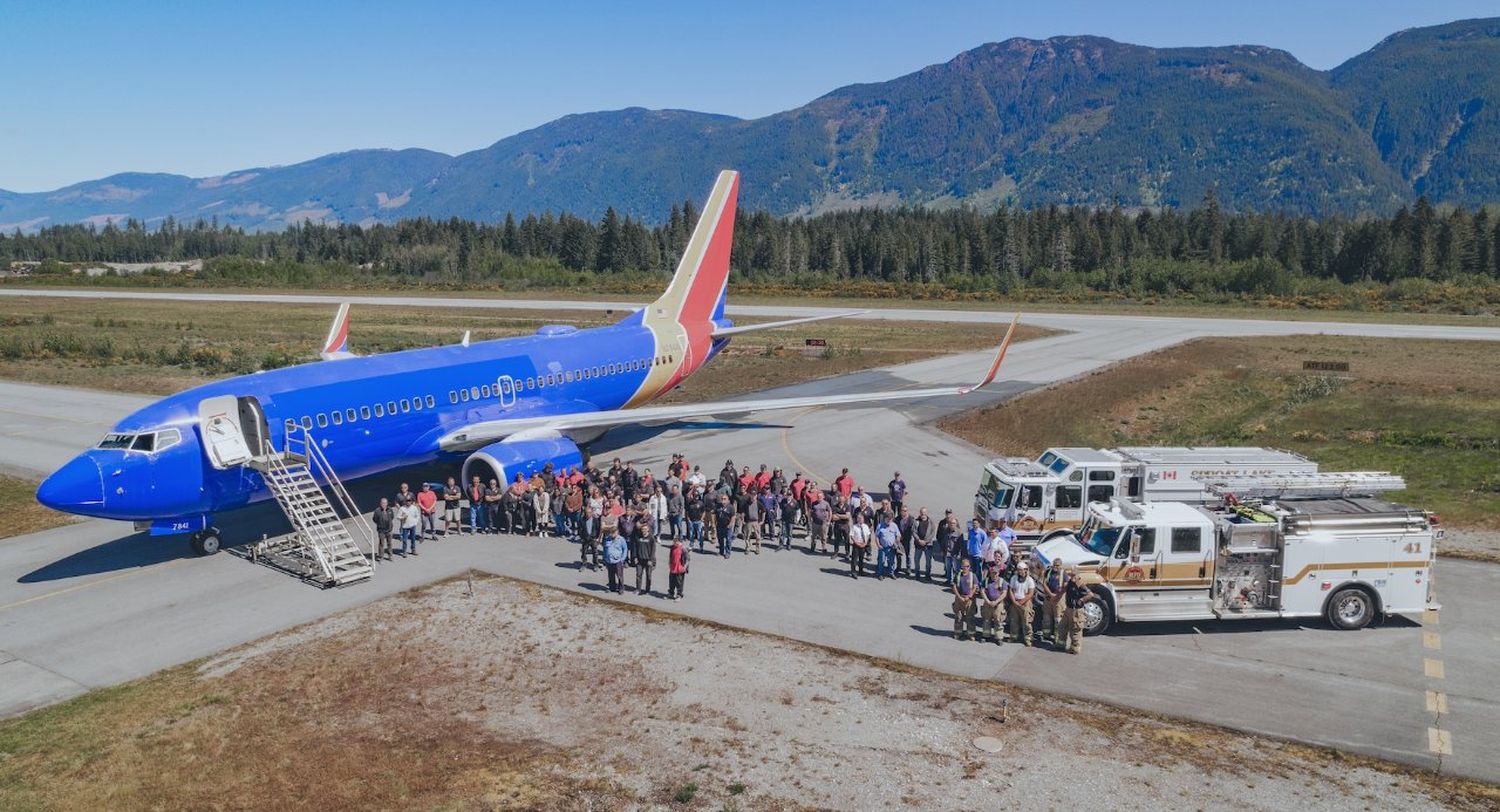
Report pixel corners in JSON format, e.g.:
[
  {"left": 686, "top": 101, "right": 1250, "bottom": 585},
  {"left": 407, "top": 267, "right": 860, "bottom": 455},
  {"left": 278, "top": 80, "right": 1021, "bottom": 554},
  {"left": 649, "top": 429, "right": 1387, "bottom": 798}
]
[
  {"left": 416, "top": 483, "right": 438, "bottom": 540},
  {"left": 754, "top": 464, "right": 772, "bottom": 490},
  {"left": 668, "top": 537, "right": 689, "bottom": 600},
  {"left": 834, "top": 468, "right": 855, "bottom": 500},
  {"left": 790, "top": 473, "right": 806, "bottom": 502}
]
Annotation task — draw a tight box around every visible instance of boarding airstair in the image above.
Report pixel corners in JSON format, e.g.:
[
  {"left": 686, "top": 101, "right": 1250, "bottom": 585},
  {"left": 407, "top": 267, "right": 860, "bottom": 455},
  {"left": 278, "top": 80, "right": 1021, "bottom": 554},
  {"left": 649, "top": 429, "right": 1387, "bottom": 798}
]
[
  {"left": 1206, "top": 471, "right": 1406, "bottom": 500},
  {"left": 245, "top": 426, "right": 375, "bottom": 587}
]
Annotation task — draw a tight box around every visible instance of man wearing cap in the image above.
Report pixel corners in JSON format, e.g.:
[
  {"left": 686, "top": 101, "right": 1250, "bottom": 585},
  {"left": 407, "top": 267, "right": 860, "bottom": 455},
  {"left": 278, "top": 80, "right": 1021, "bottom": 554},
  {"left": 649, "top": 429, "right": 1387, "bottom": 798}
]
[
  {"left": 1007, "top": 562, "right": 1037, "bottom": 646},
  {"left": 951, "top": 558, "right": 978, "bottom": 641},
  {"left": 1060, "top": 568, "right": 1097, "bottom": 654},
  {"left": 937, "top": 511, "right": 960, "bottom": 584},
  {"left": 887, "top": 471, "right": 907, "bottom": 517}
]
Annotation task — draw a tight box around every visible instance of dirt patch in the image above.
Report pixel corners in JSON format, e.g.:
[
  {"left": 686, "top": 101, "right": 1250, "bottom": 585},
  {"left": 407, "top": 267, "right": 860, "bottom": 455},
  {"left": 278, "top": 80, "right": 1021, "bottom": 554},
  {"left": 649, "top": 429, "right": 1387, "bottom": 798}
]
[
  {"left": 0, "top": 474, "right": 74, "bottom": 541},
  {"left": 2, "top": 576, "right": 1491, "bottom": 810}
]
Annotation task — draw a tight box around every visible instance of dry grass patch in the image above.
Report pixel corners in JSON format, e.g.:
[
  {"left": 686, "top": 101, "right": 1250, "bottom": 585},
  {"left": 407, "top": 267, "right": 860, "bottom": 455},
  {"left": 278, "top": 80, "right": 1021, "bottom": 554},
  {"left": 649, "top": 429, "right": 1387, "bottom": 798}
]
[{"left": 0, "top": 475, "right": 74, "bottom": 540}]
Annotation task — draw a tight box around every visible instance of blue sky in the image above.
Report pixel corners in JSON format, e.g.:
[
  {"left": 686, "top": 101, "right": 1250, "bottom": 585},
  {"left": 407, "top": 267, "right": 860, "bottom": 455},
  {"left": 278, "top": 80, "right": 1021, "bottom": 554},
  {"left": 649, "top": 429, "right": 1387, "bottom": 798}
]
[{"left": 0, "top": 0, "right": 1494, "bottom": 191}]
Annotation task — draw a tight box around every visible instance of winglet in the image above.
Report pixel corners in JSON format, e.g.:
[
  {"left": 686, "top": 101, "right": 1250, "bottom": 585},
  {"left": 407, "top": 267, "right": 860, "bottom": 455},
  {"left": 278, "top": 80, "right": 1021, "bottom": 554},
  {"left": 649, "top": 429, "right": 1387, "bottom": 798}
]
[
  {"left": 320, "top": 302, "right": 354, "bottom": 360},
  {"left": 958, "top": 313, "right": 1021, "bottom": 394}
]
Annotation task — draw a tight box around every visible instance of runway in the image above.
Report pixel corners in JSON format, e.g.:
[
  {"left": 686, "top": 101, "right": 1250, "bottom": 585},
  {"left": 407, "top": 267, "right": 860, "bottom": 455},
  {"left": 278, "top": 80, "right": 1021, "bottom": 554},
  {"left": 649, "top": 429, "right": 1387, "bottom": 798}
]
[{"left": 0, "top": 289, "right": 1496, "bottom": 782}]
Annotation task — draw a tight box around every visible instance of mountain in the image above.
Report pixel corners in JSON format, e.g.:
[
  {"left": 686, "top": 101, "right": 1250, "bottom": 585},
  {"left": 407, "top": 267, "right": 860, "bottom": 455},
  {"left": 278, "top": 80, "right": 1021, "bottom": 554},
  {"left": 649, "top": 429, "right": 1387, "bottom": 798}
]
[{"left": 2, "top": 18, "right": 1498, "bottom": 232}]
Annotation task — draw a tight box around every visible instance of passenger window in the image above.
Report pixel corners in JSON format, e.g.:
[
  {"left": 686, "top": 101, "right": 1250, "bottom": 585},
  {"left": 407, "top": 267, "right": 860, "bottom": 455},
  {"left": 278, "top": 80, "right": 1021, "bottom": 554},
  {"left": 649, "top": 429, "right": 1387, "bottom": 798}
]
[
  {"left": 482, "top": 385, "right": 492, "bottom": 397},
  {"left": 425, "top": 395, "right": 435, "bottom": 408},
  {"left": 1020, "top": 485, "right": 1043, "bottom": 509},
  {"left": 468, "top": 387, "right": 479, "bottom": 400},
  {"left": 360, "top": 406, "right": 371, "bottom": 420},
  {"left": 449, "top": 391, "right": 458, "bottom": 404},
  {"left": 374, "top": 403, "right": 385, "bottom": 417},
  {"left": 156, "top": 428, "right": 181, "bottom": 451},
  {"left": 284, "top": 419, "right": 297, "bottom": 433},
  {"left": 565, "top": 371, "right": 574, "bottom": 383},
  {"left": 302, "top": 416, "right": 313, "bottom": 429},
  {"left": 1087, "top": 484, "right": 1114, "bottom": 503},
  {"left": 1171, "top": 527, "right": 1202, "bottom": 554},
  {"left": 1055, "top": 486, "right": 1082, "bottom": 509},
  {"left": 459, "top": 389, "right": 469, "bottom": 402},
  {"left": 346, "top": 408, "right": 357, "bottom": 422},
  {"left": 526, "top": 378, "right": 534, "bottom": 390},
  {"left": 332, "top": 411, "right": 343, "bottom": 425},
  {"left": 1137, "top": 528, "right": 1156, "bottom": 555},
  {"left": 316, "top": 414, "right": 328, "bottom": 428},
  {"left": 1089, "top": 470, "right": 1115, "bottom": 481},
  {"left": 400, "top": 399, "right": 410, "bottom": 413},
  {"left": 131, "top": 433, "right": 155, "bottom": 452},
  {"left": 387, "top": 401, "right": 397, "bottom": 414}
]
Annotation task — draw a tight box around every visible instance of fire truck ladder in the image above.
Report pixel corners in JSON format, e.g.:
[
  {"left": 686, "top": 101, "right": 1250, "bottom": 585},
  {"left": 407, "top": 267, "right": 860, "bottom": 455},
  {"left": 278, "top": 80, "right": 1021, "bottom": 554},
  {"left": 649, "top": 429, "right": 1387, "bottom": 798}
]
[
  {"left": 1207, "top": 471, "right": 1406, "bottom": 500},
  {"left": 245, "top": 426, "right": 375, "bottom": 587}
]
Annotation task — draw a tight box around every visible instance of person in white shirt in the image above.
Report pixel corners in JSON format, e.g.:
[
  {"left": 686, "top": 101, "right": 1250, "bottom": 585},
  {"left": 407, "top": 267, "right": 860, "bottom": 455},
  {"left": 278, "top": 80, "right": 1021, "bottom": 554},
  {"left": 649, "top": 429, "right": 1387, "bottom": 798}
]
[
  {"left": 1007, "top": 562, "right": 1037, "bottom": 646},
  {"left": 398, "top": 501, "right": 421, "bottom": 556},
  {"left": 847, "top": 517, "right": 872, "bottom": 578},
  {"left": 990, "top": 525, "right": 1012, "bottom": 564}
]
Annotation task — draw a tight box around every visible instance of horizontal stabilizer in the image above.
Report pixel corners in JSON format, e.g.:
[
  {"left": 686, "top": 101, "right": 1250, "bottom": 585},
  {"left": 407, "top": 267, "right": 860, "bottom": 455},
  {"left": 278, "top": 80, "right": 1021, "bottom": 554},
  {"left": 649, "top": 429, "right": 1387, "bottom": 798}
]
[{"left": 711, "top": 310, "right": 867, "bottom": 337}]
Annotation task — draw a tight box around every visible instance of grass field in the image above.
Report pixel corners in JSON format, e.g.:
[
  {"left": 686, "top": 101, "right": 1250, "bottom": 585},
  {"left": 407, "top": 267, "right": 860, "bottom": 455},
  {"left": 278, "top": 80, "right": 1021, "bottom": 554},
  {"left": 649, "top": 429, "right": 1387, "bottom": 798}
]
[
  {"left": 0, "top": 475, "right": 73, "bottom": 540},
  {"left": 0, "top": 296, "right": 1050, "bottom": 399},
  {"left": 941, "top": 335, "right": 1500, "bottom": 537}
]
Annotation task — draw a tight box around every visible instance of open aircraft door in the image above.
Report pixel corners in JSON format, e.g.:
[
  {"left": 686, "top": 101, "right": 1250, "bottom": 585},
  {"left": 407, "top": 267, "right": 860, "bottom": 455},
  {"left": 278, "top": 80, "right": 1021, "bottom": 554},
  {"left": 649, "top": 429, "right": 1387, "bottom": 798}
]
[{"left": 198, "top": 395, "right": 262, "bottom": 469}]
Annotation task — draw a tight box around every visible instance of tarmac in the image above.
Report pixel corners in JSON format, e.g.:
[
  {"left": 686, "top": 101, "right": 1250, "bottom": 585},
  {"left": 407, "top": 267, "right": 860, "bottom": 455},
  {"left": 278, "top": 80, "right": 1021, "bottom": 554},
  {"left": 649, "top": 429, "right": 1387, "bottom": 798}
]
[{"left": 0, "top": 291, "right": 1496, "bottom": 783}]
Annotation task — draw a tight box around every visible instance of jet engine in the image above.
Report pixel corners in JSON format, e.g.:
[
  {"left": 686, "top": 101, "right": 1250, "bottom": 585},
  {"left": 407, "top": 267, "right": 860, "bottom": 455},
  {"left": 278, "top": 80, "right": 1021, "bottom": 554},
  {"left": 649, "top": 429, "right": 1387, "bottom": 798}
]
[{"left": 460, "top": 436, "right": 584, "bottom": 487}]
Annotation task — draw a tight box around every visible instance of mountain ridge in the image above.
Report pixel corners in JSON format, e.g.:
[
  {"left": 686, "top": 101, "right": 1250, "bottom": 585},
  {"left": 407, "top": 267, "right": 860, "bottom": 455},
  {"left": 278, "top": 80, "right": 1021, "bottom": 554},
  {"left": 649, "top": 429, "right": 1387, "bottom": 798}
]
[{"left": 3, "top": 17, "right": 1499, "bottom": 231}]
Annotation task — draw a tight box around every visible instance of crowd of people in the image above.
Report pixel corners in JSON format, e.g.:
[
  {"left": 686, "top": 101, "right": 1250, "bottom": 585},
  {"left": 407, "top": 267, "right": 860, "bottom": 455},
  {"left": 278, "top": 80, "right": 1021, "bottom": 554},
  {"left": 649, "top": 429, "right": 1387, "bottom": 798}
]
[{"left": 367, "top": 453, "right": 1097, "bottom": 653}]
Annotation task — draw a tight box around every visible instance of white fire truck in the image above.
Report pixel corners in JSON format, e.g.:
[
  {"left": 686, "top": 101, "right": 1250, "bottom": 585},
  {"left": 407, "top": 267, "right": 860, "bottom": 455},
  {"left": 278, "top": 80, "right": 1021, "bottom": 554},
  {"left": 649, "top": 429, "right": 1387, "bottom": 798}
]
[
  {"left": 1031, "top": 474, "right": 1441, "bottom": 634},
  {"left": 974, "top": 446, "right": 1320, "bottom": 547}
]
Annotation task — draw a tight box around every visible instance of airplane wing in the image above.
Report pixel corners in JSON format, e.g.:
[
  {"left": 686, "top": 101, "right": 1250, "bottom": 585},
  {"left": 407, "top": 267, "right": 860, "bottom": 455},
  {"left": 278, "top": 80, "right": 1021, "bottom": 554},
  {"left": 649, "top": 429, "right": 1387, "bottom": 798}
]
[
  {"left": 710, "top": 310, "right": 867, "bottom": 338},
  {"left": 437, "top": 313, "right": 1021, "bottom": 452},
  {"left": 320, "top": 302, "right": 356, "bottom": 360}
]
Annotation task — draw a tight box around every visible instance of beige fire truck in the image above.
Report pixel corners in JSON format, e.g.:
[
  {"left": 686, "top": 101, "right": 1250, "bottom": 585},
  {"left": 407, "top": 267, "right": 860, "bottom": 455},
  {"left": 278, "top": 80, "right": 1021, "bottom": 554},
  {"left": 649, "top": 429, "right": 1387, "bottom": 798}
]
[
  {"left": 974, "top": 446, "right": 1319, "bottom": 546},
  {"left": 1031, "top": 474, "right": 1441, "bottom": 635}
]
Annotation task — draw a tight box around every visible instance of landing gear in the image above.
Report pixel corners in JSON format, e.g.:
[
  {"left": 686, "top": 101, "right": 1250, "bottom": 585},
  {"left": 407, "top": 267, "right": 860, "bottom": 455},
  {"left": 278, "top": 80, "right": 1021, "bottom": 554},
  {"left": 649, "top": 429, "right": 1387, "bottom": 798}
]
[{"left": 190, "top": 527, "right": 222, "bottom": 556}]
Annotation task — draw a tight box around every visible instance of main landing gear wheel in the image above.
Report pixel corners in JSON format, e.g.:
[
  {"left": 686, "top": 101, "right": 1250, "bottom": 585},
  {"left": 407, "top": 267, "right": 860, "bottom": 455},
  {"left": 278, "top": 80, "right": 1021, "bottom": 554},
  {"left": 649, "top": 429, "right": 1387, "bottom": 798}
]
[{"left": 190, "top": 528, "right": 222, "bottom": 556}]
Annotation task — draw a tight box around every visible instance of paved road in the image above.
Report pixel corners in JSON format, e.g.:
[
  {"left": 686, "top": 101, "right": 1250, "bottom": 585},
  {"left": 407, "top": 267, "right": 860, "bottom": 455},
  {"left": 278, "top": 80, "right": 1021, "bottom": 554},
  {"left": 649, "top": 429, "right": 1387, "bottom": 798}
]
[{"left": 0, "top": 290, "right": 1496, "bottom": 782}]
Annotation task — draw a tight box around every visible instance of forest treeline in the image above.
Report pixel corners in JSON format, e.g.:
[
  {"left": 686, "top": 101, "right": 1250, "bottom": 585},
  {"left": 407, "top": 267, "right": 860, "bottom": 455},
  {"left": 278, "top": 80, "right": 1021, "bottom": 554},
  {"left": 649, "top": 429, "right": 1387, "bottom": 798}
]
[{"left": 4, "top": 192, "right": 1499, "bottom": 311}]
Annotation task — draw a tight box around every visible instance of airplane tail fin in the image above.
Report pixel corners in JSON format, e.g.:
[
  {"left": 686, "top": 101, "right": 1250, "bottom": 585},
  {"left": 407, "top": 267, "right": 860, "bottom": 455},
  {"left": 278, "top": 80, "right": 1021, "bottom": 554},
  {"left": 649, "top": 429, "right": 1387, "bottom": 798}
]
[
  {"left": 645, "top": 170, "right": 739, "bottom": 330},
  {"left": 320, "top": 302, "right": 355, "bottom": 360}
]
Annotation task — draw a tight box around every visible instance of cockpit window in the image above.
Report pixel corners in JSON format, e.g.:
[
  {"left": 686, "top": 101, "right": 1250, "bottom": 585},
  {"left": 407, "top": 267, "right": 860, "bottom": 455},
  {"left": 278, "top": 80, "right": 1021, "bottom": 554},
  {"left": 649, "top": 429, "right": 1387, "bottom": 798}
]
[
  {"left": 130, "top": 434, "right": 156, "bottom": 452},
  {"left": 98, "top": 433, "right": 135, "bottom": 449},
  {"left": 155, "top": 428, "right": 182, "bottom": 451}
]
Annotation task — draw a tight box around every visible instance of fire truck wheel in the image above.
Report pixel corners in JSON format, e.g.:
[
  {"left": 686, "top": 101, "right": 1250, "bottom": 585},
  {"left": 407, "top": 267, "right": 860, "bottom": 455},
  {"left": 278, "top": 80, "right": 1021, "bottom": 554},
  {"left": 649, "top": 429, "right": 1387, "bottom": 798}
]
[
  {"left": 1326, "top": 586, "right": 1375, "bottom": 630},
  {"left": 1080, "top": 589, "right": 1112, "bottom": 635}
]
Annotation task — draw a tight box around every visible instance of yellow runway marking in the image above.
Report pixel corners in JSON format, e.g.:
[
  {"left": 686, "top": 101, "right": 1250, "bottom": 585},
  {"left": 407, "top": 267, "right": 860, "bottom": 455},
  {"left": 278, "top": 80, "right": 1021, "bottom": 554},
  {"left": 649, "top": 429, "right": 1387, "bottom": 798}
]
[
  {"left": 1423, "top": 658, "right": 1446, "bottom": 680},
  {"left": 0, "top": 561, "right": 185, "bottom": 614},
  {"left": 1426, "top": 690, "right": 1448, "bottom": 715},
  {"left": 779, "top": 407, "right": 831, "bottom": 484},
  {"left": 1428, "top": 727, "right": 1453, "bottom": 756},
  {"left": 1423, "top": 631, "right": 1442, "bottom": 650}
]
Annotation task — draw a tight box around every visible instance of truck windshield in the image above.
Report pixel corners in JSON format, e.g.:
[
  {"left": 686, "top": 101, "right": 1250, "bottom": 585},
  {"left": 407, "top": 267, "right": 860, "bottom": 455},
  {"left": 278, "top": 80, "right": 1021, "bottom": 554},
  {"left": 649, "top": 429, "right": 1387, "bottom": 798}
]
[
  {"left": 991, "top": 485, "right": 1013, "bottom": 509},
  {"left": 1080, "top": 526, "right": 1121, "bottom": 557}
]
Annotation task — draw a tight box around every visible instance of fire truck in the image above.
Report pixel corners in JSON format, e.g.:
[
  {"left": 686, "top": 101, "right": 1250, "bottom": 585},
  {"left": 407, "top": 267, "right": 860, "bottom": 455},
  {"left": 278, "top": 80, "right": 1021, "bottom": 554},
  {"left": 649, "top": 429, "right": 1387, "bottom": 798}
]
[
  {"left": 1030, "top": 473, "right": 1441, "bottom": 634},
  {"left": 973, "top": 446, "right": 1319, "bottom": 547}
]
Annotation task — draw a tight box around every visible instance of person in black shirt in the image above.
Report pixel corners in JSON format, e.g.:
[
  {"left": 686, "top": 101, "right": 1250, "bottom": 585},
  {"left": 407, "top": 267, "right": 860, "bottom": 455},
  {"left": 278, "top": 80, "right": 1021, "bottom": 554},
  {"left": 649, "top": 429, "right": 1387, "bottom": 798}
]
[{"left": 1060, "top": 568, "right": 1097, "bottom": 654}]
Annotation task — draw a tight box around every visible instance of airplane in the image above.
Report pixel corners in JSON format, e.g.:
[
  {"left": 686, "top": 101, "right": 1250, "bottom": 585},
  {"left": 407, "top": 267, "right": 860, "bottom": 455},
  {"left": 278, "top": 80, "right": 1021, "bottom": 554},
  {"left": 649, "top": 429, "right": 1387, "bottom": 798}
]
[{"left": 36, "top": 170, "right": 1022, "bottom": 555}]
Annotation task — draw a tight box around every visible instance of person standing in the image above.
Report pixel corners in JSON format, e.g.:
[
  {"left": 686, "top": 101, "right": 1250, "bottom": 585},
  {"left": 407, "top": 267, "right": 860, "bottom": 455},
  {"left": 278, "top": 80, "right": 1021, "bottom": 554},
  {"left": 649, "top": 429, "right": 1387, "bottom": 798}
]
[
  {"left": 483, "top": 478, "right": 503, "bottom": 534},
  {"left": 913, "top": 507, "right": 937, "bottom": 581},
  {"left": 668, "top": 537, "right": 689, "bottom": 601},
  {"left": 937, "top": 511, "right": 959, "bottom": 584},
  {"left": 1008, "top": 562, "right": 1036, "bottom": 646},
  {"left": 685, "top": 487, "right": 706, "bottom": 552},
  {"left": 965, "top": 519, "right": 989, "bottom": 576},
  {"left": 777, "top": 488, "right": 795, "bottom": 549},
  {"left": 830, "top": 493, "right": 851, "bottom": 559},
  {"left": 714, "top": 493, "right": 736, "bottom": 558},
  {"left": 809, "top": 489, "right": 831, "bottom": 554},
  {"left": 398, "top": 498, "right": 420, "bottom": 556},
  {"left": 951, "top": 559, "right": 978, "bottom": 641},
  {"left": 874, "top": 514, "right": 899, "bottom": 579},
  {"left": 442, "top": 477, "right": 462, "bottom": 537},
  {"left": 979, "top": 562, "right": 1009, "bottom": 644},
  {"left": 579, "top": 500, "right": 601, "bottom": 570},
  {"left": 1040, "top": 558, "right": 1067, "bottom": 642},
  {"left": 530, "top": 477, "right": 551, "bottom": 537},
  {"left": 468, "top": 475, "right": 486, "bottom": 534},
  {"left": 887, "top": 471, "right": 907, "bottom": 517},
  {"left": 564, "top": 483, "right": 585, "bottom": 541},
  {"left": 632, "top": 517, "right": 657, "bottom": 595},
  {"left": 416, "top": 483, "right": 438, "bottom": 540},
  {"left": 895, "top": 506, "right": 915, "bottom": 578},
  {"left": 833, "top": 468, "right": 854, "bottom": 501},
  {"left": 371, "top": 497, "right": 395, "bottom": 561},
  {"left": 848, "top": 515, "right": 872, "bottom": 579},
  {"left": 1060, "top": 568, "right": 1096, "bottom": 654},
  {"left": 666, "top": 484, "right": 685, "bottom": 541},
  {"left": 602, "top": 529, "right": 627, "bottom": 594},
  {"left": 744, "top": 488, "right": 762, "bottom": 555}
]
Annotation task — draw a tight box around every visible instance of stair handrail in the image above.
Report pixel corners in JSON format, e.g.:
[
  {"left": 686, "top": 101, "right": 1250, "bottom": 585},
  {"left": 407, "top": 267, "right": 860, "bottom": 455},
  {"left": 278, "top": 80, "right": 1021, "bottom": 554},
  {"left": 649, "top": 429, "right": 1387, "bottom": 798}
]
[
  {"left": 285, "top": 425, "right": 377, "bottom": 572},
  {"left": 258, "top": 438, "right": 337, "bottom": 579}
]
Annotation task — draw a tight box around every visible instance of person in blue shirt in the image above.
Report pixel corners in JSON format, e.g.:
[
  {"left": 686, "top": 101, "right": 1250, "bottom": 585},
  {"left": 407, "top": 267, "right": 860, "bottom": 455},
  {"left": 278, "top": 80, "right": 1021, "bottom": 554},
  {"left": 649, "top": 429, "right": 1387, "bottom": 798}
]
[
  {"left": 874, "top": 514, "right": 900, "bottom": 579},
  {"left": 965, "top": 519, "right": 990, "bottom": 577},
  {"left": 603, "top": 531, "right": 628, "bottom": 594}
]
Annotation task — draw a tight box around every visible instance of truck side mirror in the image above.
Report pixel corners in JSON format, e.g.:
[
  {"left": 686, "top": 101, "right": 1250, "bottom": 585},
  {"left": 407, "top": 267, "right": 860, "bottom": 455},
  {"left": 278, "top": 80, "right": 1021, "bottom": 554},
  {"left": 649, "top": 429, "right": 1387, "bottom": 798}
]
[{"left": 1128, "top": 535, "right": 1140, "bottom": 563}]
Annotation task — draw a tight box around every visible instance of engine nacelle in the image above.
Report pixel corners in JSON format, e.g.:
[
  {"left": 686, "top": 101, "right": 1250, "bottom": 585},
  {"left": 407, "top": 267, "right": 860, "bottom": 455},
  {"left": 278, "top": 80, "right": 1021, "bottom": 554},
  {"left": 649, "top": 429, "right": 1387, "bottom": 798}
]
[{"left": 461, "top": 436, "right": 583, "bottom": 488}]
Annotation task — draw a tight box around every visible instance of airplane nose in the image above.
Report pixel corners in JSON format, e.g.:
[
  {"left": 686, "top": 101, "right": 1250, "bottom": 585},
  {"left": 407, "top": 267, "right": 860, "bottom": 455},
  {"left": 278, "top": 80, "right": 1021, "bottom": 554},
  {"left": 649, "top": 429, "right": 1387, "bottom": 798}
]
[{"left": 36, "top": 455, "right": 106, "bottom": 515}]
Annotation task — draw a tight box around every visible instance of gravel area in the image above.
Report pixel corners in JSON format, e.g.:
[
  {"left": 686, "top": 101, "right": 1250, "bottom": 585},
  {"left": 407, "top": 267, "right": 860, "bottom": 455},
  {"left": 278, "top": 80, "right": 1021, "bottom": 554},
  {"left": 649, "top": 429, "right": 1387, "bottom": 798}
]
[{"left": 197, "top": 576, "right": 1485, "bottom": 810}]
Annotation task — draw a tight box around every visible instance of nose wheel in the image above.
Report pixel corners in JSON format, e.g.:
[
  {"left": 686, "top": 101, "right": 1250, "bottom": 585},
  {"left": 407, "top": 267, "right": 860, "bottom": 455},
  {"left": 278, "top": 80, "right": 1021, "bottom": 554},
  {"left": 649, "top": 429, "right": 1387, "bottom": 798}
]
[{"left": 190, "top": 527, "right": 222, "bottom": 556}]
